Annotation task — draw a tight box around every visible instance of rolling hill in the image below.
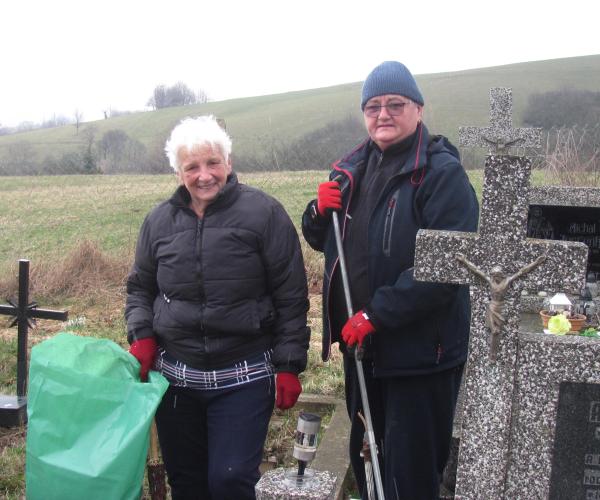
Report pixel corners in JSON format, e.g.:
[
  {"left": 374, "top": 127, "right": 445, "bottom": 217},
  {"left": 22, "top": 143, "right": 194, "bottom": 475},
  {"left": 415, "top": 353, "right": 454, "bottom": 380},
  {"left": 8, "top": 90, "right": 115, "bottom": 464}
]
[{"left": 1, "top": 54, "right": 598, "bottom": 171}]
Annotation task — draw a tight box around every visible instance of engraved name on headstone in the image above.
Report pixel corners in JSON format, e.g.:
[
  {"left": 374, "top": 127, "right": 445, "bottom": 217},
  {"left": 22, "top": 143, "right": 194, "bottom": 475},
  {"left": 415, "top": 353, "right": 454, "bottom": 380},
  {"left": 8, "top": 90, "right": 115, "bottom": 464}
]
[
  {"left": 528, "top": 186, "right": 600, "bottom": 281},
  {"left": 549, "top": 382, "right": 600, "bottom": 499}
]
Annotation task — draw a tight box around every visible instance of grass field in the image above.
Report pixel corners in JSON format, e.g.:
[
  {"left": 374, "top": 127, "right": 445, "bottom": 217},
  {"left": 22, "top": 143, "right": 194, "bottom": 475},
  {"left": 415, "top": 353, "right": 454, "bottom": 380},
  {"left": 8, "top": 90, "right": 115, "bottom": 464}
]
[
  {"left": 1, "top": 54, "right": 599, "bottom": 170},
  {"left": 0, "top": 170, "right": 347, "bottom": 498},
  {"left": 0, "top": 166, "right": 579, "bottom": 498}
]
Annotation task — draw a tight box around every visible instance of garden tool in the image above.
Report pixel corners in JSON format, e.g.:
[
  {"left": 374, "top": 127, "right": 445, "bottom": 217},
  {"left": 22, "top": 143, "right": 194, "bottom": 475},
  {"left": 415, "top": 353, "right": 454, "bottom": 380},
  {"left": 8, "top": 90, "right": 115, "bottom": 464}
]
[
  {"left": 331, "top": 209, "right": 385, "bottom": 500},
  {"left": 147, "top": 418, "right": 166, "bottom": 499},
  {"left": 141, "top": 349, "right": 166, "bottom": 500},
  {"left": 358, "top": 412, "right": 376, "bottom": 500}
]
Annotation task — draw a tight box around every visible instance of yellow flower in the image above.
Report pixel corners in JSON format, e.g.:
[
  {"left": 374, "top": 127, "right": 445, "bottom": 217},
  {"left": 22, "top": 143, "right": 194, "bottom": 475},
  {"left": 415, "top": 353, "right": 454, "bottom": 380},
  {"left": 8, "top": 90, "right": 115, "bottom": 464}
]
[{"left": 548, "top": 313, "right": 571, "bottom": 335}]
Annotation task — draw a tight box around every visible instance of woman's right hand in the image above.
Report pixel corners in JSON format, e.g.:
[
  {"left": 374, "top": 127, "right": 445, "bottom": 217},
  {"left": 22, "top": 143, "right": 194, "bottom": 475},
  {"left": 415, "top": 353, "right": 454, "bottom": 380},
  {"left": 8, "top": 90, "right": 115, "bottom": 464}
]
[{"left": 129, "top": 337, "right": 157, "bottom": 381}]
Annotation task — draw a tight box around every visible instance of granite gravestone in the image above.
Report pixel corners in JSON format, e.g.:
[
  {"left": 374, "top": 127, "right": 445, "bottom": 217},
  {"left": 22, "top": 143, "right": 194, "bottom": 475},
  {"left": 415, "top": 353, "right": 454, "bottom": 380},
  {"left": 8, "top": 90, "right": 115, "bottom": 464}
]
[
  {"left": 528, "top": 186, "right": 600, "bottom": 282},
  {"left": 414, "top": 88, "right": 592, "bottom": 499}
]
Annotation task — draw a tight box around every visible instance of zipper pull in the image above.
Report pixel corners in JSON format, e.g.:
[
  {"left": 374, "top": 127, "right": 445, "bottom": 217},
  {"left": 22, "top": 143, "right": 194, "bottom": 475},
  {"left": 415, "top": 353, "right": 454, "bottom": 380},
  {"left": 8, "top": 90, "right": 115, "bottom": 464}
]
[{"left": 436, "top": 344, "right": 443, "bottom": 364}]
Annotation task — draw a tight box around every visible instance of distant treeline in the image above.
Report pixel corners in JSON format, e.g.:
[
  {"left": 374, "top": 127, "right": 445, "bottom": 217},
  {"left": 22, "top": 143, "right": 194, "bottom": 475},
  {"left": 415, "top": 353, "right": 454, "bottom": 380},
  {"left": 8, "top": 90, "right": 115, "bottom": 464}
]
[
  {"left": 1, "top": 89, "right": 599, "bottom": 176},
  {"left": 0, "top": 115, "right": 366, "bottom": 176}
]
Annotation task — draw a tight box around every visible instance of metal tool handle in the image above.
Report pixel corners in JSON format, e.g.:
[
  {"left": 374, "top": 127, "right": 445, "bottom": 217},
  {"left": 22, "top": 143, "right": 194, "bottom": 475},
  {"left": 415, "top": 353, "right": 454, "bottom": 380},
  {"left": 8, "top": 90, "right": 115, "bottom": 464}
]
[{"left": 331, "top": 210, "right": 385, "bottom": 500}]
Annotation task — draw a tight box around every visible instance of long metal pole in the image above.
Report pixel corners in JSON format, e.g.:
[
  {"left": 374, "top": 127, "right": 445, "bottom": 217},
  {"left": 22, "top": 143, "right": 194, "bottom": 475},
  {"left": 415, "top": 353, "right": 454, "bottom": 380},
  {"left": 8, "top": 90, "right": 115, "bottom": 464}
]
[{"left": 331, "top": 211, "right": 385, "bottom": 500}]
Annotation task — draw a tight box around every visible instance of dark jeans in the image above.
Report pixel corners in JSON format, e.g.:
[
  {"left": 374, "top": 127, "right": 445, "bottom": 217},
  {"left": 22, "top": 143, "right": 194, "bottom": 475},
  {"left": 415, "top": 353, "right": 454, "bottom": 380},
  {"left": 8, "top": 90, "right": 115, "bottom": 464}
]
[
  {"left": 344, "top": 355, "right": 463, "bottom": 500},
  {"left": 155, "top": 376, "right": 275, "bottom": 500}
]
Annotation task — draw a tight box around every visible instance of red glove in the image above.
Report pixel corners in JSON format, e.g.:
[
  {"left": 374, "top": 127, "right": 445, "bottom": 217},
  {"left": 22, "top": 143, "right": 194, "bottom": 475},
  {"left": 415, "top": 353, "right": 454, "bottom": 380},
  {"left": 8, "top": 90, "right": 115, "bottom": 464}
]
[
  {"left": 276, "top": 372, "right": 302, "bottom": 410},
  {"left": 129, "top": 337, "right": 157, "bottom": 381},
  {"left": 317, "top": 180, "right": 342, "bottom": 217},
  {"left": 342, "top": 310, "right": 375, "bottom": 347}
]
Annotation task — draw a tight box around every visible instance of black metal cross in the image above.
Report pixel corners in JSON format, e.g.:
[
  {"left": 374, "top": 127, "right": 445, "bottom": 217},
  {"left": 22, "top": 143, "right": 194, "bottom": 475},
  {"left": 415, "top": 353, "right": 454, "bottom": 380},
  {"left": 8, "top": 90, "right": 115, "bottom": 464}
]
[{"left": 0, "top": 259, "right": 68, "bottom": 427}]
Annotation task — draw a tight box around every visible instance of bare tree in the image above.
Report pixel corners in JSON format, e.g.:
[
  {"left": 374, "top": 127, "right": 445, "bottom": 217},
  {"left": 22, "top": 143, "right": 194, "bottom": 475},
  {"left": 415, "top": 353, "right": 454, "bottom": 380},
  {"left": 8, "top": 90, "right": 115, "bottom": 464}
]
[
  {"left": 542, "top": 125, "right": 600, "bottom": 186},
  {"left": 74, "top": 108, "right": 83, "bottom": 134},
  {"left": 147, "top": 85, "right": 168, "bottom": 110},
  {"left": 147, "top": 82, "right": 207, "bottom": 109},
  {"left": 97, "top": 129, "right": 147, "bottom": 173}
]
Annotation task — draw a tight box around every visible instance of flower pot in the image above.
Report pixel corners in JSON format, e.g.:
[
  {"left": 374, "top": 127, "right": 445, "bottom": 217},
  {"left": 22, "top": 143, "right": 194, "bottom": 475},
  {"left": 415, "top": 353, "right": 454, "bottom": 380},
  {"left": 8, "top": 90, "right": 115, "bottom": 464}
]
[{"left": 540, "top": 310, "right": 586, "bottom": 332}]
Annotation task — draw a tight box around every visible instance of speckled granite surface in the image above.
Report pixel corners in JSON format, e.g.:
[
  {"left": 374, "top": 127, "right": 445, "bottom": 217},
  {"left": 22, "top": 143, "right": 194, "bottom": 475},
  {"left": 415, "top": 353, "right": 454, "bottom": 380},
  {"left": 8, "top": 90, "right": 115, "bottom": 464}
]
[
  {"left": 530, "top": 186, "right": 600, "bottom": 207},
  {"left": 458, "top": 88, "right": 542, "bottom": 155},
  {"left": 504, "top": 332, "right": 600, "bottom": 498},
  {"left": 255, "top": 468, "right": 336, "bottom": 500}
]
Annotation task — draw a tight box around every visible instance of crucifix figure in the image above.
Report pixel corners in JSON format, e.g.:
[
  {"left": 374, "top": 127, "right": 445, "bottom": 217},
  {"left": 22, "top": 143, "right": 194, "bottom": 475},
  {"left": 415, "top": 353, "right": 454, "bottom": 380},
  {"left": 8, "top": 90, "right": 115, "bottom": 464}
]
[
  {"left": 413, "top": 88, "right": 588, "bottom": 499},
  {"left": 0, "top": 259, "right": 68, "bottom": 427},
  {"left": 455, "top": 253, "right": 546, "bottom": 360}
]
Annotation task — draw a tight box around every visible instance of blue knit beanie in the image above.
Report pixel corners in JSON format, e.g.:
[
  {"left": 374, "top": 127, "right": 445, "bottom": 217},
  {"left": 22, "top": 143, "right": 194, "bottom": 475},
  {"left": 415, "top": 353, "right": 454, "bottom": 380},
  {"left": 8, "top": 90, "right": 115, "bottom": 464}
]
[{"left": 361, "top": 61, "right": 424, "bottom": 109}]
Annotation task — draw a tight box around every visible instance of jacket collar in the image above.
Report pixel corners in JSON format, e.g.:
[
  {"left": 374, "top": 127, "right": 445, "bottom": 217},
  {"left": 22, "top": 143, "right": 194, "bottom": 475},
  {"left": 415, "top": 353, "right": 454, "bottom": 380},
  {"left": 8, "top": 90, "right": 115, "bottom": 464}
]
[{"left": 334, "top": 123, "right": 431, "bottom": 179}]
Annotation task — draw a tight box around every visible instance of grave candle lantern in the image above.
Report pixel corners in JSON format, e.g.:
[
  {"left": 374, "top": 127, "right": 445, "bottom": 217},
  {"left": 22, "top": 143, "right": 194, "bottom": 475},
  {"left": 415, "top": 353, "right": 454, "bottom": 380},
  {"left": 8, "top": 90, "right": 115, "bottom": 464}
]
[
  {"left": 548, "top": 293, "right": 572, "bottom": 314},
  {"left": 284, "top": 411, "right": 321, "bottom": 487}
]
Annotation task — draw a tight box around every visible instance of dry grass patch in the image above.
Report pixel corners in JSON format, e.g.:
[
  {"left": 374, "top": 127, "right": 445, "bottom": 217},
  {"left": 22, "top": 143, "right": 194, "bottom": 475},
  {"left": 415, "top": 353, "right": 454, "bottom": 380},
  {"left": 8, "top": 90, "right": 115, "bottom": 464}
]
[{"left": 0, "top": 240, "right": 129, "bottom": 304}]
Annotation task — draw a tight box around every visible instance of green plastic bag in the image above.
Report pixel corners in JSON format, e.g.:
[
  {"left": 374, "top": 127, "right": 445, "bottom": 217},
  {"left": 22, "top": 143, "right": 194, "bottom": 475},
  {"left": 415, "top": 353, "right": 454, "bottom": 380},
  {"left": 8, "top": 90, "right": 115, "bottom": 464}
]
[{"left": 25, "top": 332, "right": 168, "bottom": 500}]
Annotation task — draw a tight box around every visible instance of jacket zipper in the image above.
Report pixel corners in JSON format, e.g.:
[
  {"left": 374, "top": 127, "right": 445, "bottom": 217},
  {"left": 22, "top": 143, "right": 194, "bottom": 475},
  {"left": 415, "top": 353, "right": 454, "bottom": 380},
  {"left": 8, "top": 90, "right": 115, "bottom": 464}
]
[
  {"left": 382, "top": 190, "right": 400, "bottom": 257},
  {"left": 196, "top": 218, "right": 206, "bottom": 339}
]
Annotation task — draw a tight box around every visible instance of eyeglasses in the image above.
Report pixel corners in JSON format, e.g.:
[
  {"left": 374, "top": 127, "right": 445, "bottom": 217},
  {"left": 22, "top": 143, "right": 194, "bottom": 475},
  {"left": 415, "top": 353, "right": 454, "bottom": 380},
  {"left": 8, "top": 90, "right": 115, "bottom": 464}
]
[{"left": 363, "top": 102, "right": 410, "bottom": 117}]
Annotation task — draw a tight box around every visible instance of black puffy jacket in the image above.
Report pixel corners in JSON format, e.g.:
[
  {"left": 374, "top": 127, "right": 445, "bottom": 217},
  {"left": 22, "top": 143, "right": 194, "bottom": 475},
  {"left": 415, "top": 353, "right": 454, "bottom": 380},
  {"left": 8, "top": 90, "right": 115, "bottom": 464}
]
[
  {"left": 126, "top": 173, "right": 310, "bottom": 374},
  {"left": 302, "top": 124, "right": 479, "bottom": 377}
]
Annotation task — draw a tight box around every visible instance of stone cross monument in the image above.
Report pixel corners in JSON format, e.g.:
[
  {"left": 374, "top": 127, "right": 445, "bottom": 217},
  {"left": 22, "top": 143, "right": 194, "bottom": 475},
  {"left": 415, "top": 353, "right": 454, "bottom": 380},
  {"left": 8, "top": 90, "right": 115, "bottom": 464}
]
[{"left": 413, "top": 88, "right": 589, "bottom": 499}]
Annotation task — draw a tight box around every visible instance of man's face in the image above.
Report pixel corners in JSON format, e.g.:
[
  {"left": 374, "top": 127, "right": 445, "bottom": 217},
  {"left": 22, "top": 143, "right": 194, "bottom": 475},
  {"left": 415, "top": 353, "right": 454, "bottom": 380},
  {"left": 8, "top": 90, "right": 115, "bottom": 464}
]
[{"left": 363, "top": 94, "right": 423, "bottom": 151}]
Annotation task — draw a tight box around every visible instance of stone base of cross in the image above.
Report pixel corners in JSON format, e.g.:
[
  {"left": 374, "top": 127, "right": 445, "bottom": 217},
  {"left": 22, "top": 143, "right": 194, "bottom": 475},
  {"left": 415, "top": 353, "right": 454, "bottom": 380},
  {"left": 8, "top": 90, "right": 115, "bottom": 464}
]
[{"left": 0, "top": 396, "right": 27, "bottom": 427}]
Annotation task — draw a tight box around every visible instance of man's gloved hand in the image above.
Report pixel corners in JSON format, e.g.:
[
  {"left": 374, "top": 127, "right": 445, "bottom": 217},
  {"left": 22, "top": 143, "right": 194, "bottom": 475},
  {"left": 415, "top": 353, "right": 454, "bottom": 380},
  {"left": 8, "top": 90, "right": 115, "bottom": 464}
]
[
  {"left": 341, "top": 310, "right": 375, "bottom": 347},
  {"left": 276, "top": 372, "right": 302, "bottom": 410},
  {"left": 317, "top": 180, "right": 342, "bottom": 217},
  {"left": 129, "top": 337, "right": 157, "bottom": 381}
]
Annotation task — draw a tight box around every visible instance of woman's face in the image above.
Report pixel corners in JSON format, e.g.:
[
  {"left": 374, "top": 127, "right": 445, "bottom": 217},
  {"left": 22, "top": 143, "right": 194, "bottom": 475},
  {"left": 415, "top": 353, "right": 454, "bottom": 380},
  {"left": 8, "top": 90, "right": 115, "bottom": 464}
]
[{"left": 177, "top": 144, "right": 231, "bottom": 215}]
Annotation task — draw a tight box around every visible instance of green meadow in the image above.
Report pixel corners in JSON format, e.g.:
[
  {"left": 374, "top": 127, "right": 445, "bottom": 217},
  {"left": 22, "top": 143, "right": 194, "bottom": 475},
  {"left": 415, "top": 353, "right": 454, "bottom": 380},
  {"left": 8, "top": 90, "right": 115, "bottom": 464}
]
[{"left": 0, "top": 165, "right": 589, "bottom": 498}]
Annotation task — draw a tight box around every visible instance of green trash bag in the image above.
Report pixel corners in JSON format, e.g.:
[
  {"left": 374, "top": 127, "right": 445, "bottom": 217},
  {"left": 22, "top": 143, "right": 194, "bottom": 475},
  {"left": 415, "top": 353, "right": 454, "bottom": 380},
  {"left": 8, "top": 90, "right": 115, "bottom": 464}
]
[{"left": 25, "top": 332, "right": 168, "bottom": 500}]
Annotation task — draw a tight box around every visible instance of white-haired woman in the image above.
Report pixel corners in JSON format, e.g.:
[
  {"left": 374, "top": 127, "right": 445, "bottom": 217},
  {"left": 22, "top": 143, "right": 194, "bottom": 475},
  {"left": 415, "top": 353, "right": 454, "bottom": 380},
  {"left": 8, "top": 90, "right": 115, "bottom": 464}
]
[{"left": 126, "top": 115, "right": 310, "bottom": 499}]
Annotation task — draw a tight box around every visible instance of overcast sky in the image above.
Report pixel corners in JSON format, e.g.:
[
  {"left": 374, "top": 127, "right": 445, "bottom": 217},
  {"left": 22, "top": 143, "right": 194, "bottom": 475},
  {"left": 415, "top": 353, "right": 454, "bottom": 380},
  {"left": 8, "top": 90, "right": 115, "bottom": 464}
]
[{"left": 2, "top": 0, "right": 599, "bottom": 127}]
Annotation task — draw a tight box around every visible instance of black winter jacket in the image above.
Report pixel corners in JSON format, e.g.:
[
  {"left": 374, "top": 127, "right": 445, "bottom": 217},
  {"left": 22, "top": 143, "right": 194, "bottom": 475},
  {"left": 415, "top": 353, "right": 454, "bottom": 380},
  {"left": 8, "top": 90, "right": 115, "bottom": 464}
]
[
  {"left": 302, "top": 124, "right": 479, "bottom": 377},
  {"left": 126, "top": 173, "right": 310, "bottom": 374}
]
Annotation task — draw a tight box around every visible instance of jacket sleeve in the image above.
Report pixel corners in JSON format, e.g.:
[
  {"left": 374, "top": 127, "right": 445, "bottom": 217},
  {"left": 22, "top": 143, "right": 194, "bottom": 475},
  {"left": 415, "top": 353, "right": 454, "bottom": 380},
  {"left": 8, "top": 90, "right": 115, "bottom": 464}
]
[
  {"left": 301, "top": 199, "right": 330, "bottom": 252},
  {"left": 263, "top": 202, "right": 310, "bottom": 374},
  {"left": 125, "top": 214, "right": 159, "bottom": 344},
  {"left": 365, "top": 157, "right": 479, "bottom": 330}
]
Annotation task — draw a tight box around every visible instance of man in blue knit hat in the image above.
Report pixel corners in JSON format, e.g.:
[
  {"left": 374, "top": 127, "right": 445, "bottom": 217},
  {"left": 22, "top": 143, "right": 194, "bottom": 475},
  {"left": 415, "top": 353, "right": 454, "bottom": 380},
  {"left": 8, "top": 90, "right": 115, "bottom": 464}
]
[{"left": 302, "top": 61, "right": 479, "bottom": 499}]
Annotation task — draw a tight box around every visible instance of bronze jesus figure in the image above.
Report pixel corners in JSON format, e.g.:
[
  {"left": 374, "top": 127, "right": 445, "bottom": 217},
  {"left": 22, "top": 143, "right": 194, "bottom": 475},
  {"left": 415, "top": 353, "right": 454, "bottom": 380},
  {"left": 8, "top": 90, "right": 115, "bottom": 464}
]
[{"left": 455, "top": 253, "right": 546, "bottom": 360}]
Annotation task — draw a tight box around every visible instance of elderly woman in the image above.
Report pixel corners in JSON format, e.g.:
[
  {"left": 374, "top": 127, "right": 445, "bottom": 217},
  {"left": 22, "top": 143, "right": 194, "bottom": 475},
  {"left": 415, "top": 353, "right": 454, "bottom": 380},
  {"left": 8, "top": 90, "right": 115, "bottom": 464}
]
[{"left": 126, "top": 115, "right": 310, "bottom": 500}]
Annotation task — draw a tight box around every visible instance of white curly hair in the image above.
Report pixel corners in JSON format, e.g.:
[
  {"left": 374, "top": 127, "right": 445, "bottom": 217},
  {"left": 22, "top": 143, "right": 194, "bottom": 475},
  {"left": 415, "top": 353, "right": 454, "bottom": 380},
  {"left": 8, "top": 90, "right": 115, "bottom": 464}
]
[{"left": 164, "top": 115, "right": 232, "bottom": 172}]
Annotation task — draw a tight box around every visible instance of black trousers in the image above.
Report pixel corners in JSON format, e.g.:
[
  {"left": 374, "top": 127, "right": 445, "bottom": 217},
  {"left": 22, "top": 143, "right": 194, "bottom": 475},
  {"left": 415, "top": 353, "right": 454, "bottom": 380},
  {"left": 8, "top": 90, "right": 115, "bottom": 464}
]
[
  {"left": 344, "top": 355, "right": 463, "bottom": 500},
  {"left": 155, "top": 377, "right": 275, "bottom": 500}
]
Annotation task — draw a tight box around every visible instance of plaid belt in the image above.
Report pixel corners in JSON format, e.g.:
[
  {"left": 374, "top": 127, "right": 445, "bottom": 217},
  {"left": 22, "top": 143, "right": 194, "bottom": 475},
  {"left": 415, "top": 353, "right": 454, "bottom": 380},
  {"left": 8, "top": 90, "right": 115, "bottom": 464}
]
[{"left": 153, "top": 348, "right": 274, "bottom": 390}]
